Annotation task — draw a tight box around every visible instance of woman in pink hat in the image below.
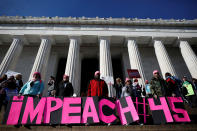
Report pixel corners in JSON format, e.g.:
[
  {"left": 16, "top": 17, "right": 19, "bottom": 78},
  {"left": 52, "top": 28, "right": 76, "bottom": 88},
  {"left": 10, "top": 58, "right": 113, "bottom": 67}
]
[
  {"left": 19, "top": 72, "right": 44, "bottom": 97},
  {"left": 121, "top": 78, "right": 133, "bottom": 97}
]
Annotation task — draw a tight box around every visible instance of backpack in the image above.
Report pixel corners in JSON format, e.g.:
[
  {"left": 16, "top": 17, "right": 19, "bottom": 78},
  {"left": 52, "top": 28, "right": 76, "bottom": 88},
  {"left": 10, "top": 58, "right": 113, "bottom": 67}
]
[{"left": 182, "top": 86, "right": 188, "bottom": 96}]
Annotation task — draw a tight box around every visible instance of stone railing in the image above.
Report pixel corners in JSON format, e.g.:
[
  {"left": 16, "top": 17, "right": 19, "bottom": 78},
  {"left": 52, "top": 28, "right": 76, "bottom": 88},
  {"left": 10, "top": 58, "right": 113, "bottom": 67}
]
[{"left": 0, "top": 16, "right": 197, "bottom": 26}]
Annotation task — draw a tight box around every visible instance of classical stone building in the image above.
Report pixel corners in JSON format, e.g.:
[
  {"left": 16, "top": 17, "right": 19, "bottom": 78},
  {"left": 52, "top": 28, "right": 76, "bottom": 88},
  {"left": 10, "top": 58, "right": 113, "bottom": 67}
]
[{"left": 0, "top": 16, "right": 197, "bottom": 96}]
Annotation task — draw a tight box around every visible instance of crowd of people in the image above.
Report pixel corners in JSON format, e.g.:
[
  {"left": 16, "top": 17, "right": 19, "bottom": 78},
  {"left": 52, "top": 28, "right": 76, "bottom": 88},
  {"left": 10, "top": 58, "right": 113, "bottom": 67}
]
[{"left": 0, "top": 69, "right": 197, "bottom": 112}]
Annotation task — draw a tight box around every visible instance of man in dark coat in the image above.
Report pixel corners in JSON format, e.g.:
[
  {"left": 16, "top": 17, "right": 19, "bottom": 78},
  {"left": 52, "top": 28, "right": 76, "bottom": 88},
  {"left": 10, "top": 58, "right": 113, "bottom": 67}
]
[
  {"left": 87, "top": 71, "right": 108, "bottom": 97},
  {"left": 55, "top": 74, "right": 74, "bottom": 97}
]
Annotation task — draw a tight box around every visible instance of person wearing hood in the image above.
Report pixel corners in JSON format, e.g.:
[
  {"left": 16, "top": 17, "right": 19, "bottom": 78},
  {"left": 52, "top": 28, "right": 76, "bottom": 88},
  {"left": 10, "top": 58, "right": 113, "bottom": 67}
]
[
  {"left": 150, "top": 70, "right": 167, "bottom": 99},
  {"left": 87, "top": 71, "right": 108, "bottom": 97},
  {"left": 54, "top": 74, "right": 73, "bottom": 97},
  {"left": 19, "top": 72, "right": 44, "bottom": 97},
  {"left": 133, "top": 79, "right": 142, "bottom": 97}
]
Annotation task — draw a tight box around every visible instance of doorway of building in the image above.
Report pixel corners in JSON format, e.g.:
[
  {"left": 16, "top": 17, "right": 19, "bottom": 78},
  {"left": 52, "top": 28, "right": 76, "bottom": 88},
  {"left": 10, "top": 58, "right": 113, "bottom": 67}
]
[
  {"left": 192, "top": 45, "right": 197, "bottom": 56},
  {"left": 112, "top": 58, "right": 124, "bottom": 83},
  {"left": 80, "top": 58, "right": 99, "bottom": 96},
  {"left": 55, "top": 58, "right": 67, "bottom": 87}
]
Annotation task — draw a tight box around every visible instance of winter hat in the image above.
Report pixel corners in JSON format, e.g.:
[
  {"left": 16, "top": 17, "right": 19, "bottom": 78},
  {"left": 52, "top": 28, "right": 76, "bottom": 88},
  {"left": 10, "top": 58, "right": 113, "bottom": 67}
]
[
  {"left": 94, "top": 71, "right": 100, "bottom": 76},
  {"left": 153, "top": 70, "right": 159, "bottom": 75},
  {"left": 33, "top": 72, "right": 41, "bottom": 79},
  {"left": 134, "top": 79, "right": 138, "bottom": 82},
  {"left": 63, "top": 74, "right": 69, "bottom": 78},
  {"left": 125, "top": 77, "right": 130, "bottom": 82}
]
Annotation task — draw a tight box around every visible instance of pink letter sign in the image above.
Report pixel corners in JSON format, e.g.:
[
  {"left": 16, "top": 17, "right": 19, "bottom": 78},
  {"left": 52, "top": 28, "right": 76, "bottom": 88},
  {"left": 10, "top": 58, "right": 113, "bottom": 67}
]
[
  {"left": 99, "top": 98, "right": 117, "bottom": 124},
  {"left": 6, "top": 96, "right": 24, "bottom": 125},
  {"left": 22, "top": 97, "right": 46, "bottom": 124},
  {"left": 167, "top": 97, "right": 191, "bottom": 122},
  {"left": 61, "top": 97, "right": 81, "bottom": 124},
  {"left": 81, "top": 97, "right": 100, "bottom": 124},
  {"left": 148, "top": 97, "right": 173, "bottom": 124},
  {"left": 44, "top": 97, "right": 63, "bottom": 124},
  {"left": 116, "top": 96, "right": 139, "bottom": 125}
]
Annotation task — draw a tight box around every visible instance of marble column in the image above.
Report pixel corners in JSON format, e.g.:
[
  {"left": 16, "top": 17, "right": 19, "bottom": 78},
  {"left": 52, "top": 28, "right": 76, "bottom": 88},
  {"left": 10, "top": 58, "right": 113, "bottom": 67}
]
[
  {"left": 29, "top": 38, "right": 52, "bottom": 81},
  {"left": 179, "top": 41, "right": 197, "bottom": 78},
  {"left": 99, "top": 36, "right": 114, "bottom": 97},
  {"left": 127, "top": 39, "right": 146, "bottom": 86},
  {"left": 65, "top": 36, "right": 81, "bottom": 96},
  {"left": 0, "top": 38, "right": 23, "bottom": 76},
  {"left": 154, "top": 40, "right": 177, "bottom": 78}
]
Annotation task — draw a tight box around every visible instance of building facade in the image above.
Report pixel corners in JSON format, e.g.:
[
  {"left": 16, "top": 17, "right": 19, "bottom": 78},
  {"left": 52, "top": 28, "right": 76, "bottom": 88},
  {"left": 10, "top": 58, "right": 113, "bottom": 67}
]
[{"left": 0, "top": 16, "right": 197, "bottom": 96}]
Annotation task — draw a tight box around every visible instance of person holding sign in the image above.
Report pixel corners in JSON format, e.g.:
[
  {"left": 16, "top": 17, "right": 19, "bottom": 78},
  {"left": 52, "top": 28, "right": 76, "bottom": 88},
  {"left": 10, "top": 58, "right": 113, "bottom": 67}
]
[
  {"left": 150, "top": 70, "right": 167, "bottom": 99},
  {"left": 18, "top": 72, "right": 44, "bottom": 98},
  {"left": 87, "top": 71, "right": 108, "bottom": 97},
  {"left": 182, "top": 76, "right": 196, "bottom": 107}
]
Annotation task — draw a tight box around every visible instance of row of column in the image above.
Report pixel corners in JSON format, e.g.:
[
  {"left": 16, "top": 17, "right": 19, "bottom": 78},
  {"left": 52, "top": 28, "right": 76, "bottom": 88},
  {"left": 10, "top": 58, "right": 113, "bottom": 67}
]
[
  {"left": 0, "top": 36, "right": 197, "bottom": 97},
  {"left": 128, "top": 39, "right": 197, "bottom": 85},
  {"left": 153, "top": 40, "right": 197, "bottom": 79}
]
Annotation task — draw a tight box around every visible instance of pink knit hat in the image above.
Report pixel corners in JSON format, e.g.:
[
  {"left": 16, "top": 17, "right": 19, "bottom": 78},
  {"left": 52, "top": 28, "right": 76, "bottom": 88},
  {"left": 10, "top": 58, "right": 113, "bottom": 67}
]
[
  {"left": 33, "top": 72, "right": 41, "bottom": 79},
  {"left": 94, "top": 71, "right": 100, "bottom": 76},
  {"left": 134, "top": 79, "right": 138, "bottom": 82},
  {"left": 63, "top": 74, "right": 69, "bottom": 78},
  {"left": 125, "top": 77, "right": 130, "bottom": 82},
  {"left": 153, "top": 70, "right": 159, "bottom": 75}
]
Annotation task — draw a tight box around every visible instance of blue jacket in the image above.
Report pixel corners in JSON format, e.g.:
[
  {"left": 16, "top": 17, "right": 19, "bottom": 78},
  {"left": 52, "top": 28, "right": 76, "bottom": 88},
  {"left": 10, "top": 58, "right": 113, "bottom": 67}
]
[{"left": 19, "top": 80, "right": 44, "bottom": 95}]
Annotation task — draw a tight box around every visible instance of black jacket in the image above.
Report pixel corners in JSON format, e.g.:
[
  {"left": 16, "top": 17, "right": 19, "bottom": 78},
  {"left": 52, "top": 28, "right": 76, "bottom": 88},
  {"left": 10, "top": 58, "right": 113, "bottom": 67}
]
[{"left": 55, "top": 81, "right": 74, "bottom": 97}]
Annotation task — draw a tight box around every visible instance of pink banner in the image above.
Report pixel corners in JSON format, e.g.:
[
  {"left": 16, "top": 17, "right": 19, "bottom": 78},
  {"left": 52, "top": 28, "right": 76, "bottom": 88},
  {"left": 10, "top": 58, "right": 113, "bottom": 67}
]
[
  {"left": 99, "top": 98, "right": 117, "bottom": 124},
  {"left": 21, "top": 97, "right": 46, "bottom": 124},
  {"left": 81, "top": 97, "right": 100, "bottom": 123},
  {"left": 116, "top": 96, "right": 139, "bottom": 125},
  {"left": 6, "top": 96, "right": 24, "bottom": 125},
  {"left": 167, "top": 97, "right": 191, "bottom": 122},
  {"left": 61, "top": 97, "right": 81, "bottom": 124},
  {"left": 44, "top": 97, "right": 63, "bottom": 123},
  {"left": 148, "top": 97, "right": 173, "bottom": 123}
]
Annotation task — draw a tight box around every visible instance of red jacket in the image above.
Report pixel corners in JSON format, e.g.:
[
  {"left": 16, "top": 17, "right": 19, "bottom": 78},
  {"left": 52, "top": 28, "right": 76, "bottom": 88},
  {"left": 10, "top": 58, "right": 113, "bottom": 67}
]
[{"left": 87, "top": 79, "right": 108, "bottom": 97}]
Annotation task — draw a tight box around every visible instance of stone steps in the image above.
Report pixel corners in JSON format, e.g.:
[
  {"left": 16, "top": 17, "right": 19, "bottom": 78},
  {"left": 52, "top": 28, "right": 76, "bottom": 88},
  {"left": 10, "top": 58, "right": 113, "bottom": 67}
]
[{"left": 0, "top": 124, "right": 197, "bottom": 131}]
